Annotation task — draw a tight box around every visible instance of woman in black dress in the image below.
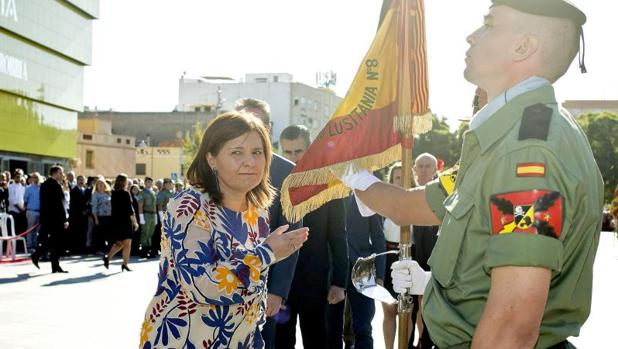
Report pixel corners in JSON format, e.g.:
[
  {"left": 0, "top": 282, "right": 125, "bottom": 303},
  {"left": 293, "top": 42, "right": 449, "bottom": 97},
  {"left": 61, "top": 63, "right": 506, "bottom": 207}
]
[{"left": 103, "top": 174, "right": 138, "bottom": 271}]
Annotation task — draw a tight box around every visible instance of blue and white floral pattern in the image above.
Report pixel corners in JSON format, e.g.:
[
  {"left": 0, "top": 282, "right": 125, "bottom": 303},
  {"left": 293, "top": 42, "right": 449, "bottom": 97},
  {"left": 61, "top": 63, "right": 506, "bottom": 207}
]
[{"left": 140, "top": 189, "right": 275, "bottom": 349}]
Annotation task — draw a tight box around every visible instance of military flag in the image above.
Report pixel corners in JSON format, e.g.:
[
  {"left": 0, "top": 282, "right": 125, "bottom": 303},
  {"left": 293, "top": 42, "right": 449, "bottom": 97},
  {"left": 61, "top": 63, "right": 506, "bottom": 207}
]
[{"left": 281, "top": 0, "right": 432, "bottom": 222}]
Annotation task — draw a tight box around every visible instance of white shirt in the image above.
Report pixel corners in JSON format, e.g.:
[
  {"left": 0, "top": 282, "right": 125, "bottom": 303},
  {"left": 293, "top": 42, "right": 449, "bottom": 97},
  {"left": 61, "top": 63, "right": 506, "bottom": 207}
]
[
  {"left": 383, "top": 218, "right": 414, "bottom": 244},
  {"left": 8, "top": 182, "right": 25, "bottom": 213},
  {"left": 470, "top": 76, "right": 551, "bottom": 130}
]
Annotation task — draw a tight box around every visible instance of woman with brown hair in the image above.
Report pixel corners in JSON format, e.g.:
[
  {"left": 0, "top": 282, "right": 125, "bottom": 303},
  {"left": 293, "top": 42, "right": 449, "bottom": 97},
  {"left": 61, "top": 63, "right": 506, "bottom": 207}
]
[
  {"left": 139, "top": 111, "right": 308, "bottom": 349},
  {"left": 103, "top": 173, "right": 138, "bottom": 271}
]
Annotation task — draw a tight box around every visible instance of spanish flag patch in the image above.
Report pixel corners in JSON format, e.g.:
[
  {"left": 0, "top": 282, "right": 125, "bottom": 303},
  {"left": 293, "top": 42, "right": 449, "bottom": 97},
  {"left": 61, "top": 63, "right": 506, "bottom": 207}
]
[{"left": 516, "top": 163, "right": 545, "bottom": 177}]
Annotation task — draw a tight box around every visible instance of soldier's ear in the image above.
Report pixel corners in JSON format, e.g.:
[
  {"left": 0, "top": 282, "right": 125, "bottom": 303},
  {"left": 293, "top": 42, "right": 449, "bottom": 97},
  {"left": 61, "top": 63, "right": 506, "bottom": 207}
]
[{"left": 513, "top": 35, "right": 539, "bottom": 62}]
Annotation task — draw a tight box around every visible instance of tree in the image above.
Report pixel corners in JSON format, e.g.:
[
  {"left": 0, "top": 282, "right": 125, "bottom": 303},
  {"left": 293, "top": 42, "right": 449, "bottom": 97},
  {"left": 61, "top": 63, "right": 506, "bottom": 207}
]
[
  {"left": 182, "top": 121, "right": 204, "bottom": 171},
  {"left": 413, "top": 115, "right": 461, "bottom": 168},
  {"left": 576, "top": 112, "right": 618, "bottom": 203}
]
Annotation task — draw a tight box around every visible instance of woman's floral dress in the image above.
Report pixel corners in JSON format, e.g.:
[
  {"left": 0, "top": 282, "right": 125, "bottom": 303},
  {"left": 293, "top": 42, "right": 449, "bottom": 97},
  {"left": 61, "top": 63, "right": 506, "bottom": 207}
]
[{"left": 140, "top": 188, "right": 276, "bottom": 349}]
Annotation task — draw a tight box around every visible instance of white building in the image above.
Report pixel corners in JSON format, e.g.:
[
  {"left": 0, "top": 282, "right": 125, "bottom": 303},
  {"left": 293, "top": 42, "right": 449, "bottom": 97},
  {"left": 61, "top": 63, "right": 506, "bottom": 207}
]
[
  {"left": 562, "top": 100, "right": 618, "bottom": 117},
  {"left": 177, "top": 73, "right": 343, "bottom": 143}
]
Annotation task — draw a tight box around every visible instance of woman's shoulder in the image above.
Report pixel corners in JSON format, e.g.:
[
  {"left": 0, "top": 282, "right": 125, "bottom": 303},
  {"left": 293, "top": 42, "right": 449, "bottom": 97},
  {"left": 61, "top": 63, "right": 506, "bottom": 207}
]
[{"left": 167, "top": 188, "right": 210, "bottom": 216}]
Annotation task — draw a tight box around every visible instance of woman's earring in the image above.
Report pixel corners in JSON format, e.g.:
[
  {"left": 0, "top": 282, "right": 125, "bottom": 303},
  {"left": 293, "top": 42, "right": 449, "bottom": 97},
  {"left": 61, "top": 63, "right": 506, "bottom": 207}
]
[{"left": 212, "top": 168, "right": 220, "bottom": 192}]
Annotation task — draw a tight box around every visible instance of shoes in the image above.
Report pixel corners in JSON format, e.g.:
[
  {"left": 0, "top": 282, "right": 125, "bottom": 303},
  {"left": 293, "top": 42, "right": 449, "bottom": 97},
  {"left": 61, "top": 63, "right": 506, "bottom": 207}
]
[
  {"left": 52, "top": 267, "right": 68, "bottom": 273},
  {"left": 31, "top": 253, "right": 40, "bottom": 269},
  {"left": 103, "top": 255, "right": 109, "bottom": 269},
  {"left": 121, "top": 264, "right": 132, "bottom": 272}
]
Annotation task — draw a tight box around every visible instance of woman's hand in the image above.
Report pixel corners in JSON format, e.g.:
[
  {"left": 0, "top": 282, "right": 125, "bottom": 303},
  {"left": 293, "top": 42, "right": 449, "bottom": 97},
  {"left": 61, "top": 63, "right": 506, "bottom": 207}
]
[{"left": 264, "top": 225, "right": 309, "bottom": 261}]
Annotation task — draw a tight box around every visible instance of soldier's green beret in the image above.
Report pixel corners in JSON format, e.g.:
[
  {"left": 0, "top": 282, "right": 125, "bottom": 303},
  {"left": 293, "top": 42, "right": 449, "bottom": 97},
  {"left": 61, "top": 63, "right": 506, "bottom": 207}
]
[{"left": 491, "top": 0, "right": 586, "bottom": 26}]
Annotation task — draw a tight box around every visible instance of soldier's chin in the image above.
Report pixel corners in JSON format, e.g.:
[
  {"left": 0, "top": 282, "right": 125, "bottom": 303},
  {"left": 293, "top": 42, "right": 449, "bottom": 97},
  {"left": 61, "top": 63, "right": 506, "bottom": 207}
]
[{"left": 463, "top": 67, "right": 475, "bottom": 84}]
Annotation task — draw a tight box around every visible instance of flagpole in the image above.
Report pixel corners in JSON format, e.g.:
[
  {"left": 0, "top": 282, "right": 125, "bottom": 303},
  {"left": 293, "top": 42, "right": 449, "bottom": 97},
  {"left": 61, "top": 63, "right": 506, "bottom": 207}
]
[{"left": 398, "top": 138, "right": 414, "bottom": 349}]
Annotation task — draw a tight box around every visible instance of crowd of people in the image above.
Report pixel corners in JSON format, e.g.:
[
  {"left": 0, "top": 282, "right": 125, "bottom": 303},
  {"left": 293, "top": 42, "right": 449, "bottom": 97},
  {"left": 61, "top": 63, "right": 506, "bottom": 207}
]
[{"left": 0, "top": 167, "right": 187, "bottom": 273}]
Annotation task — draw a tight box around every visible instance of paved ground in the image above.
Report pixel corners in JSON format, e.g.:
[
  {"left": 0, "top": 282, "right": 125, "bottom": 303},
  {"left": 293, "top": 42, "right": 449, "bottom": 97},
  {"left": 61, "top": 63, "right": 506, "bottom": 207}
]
[{"left": 1, "top": 231, "right": 617, "bottom": 349}]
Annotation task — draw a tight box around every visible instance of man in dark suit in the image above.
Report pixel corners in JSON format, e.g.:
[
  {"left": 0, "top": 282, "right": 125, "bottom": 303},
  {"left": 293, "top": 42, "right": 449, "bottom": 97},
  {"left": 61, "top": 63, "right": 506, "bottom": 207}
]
[
  {"left": 275, "top": 125, "right": 349, "bottom": 348},
  {"left": 234, "top": 98, "right": 302, "bottom": 349},
  {"left": 31, "top": 166, "right": 69, "bottom": 273},
  {"left": 69, "top": 175, "right": 89, "bottom": 253},
  {"left": 346, "top": 196, "right": 385, "bottom": 349}
]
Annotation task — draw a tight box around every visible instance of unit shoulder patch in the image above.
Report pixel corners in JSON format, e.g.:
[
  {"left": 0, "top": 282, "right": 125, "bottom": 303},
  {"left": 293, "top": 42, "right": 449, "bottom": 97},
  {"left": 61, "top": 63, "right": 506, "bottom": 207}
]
[
  {"left": 519, "top": 103, "right": 552, "bottom": 141},
  {"left": 489, "top": 190, "right": 562, "bottom": 238}
]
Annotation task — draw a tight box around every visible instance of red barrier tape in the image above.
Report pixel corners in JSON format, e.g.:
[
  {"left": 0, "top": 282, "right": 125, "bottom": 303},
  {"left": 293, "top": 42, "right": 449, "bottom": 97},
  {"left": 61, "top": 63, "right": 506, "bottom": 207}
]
[{"left": 0, "top": 224, "right": 40, "bottom": 241}]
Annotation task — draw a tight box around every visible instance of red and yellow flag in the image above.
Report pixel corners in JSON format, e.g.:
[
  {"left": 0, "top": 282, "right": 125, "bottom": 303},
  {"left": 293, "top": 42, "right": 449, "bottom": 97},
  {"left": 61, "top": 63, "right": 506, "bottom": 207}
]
[{"left": 281, "top": 0, "right": 432, "bottom": 222}]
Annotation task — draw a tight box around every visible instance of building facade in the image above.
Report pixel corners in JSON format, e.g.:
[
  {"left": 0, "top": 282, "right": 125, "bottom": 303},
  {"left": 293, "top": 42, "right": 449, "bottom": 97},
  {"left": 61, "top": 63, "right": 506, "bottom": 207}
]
[
  {"left": 135, "top": 146, "right": 184, "bottom": 182},
  {"left": 0, "top": 0, "right": 98, "bottom": 174},
  {"left": 79, "top": 110, "right": 215, "bottom": 147},
  {"left": 562, "top": 100, "right": 618, "bottom": 117},
  {"left": 75, "top": 118, "right": 135, "bottom": 178},
  {"left": 177, "top": 73, "right": 343, "bottom": 142}
]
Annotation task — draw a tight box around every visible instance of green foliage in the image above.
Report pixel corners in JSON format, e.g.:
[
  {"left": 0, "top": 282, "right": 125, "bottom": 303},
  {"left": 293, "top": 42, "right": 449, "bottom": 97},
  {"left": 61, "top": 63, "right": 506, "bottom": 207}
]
[
  {"left": 413, "top": 115, "right": 463, "bottom": 168},
  {"left": 576, "top": 112, "right": 618, "bottom": 202},
  {"left": 182, "top": 121, "right": 204, "bottom": 171}
]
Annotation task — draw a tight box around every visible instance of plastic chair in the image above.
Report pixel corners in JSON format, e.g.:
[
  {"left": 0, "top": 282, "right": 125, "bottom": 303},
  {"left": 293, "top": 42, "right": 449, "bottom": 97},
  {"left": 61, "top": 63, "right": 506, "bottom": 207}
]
[{"left": 0, "top": 213, "right": 28, "bottom": 260}]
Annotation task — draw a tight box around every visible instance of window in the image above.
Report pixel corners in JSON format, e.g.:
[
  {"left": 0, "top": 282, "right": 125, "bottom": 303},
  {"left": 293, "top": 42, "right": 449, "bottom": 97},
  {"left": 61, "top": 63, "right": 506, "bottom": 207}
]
[
  {"left": 273, "top": 75, "right": 279, "bottom": 82},
  {"left": 126, "top": 139, "right": 131, "bottom": 145},
  {"left": 116, "top": 138, "right": 122, "bottom": 144},
  {"left": 85, "top": 150, "right": 94, "bottom": 169},
  {"left": 136, "top": 163, "right": 146, "bottom": 175},
  {"left": 82, "top": 134, "right": 93, "bottom": 140}
]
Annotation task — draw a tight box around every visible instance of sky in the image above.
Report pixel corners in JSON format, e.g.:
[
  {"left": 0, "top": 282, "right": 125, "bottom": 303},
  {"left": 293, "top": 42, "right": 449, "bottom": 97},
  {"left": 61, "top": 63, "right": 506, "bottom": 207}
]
[{"left": 83, "top": 0, "right": 618, "bottom": 129}]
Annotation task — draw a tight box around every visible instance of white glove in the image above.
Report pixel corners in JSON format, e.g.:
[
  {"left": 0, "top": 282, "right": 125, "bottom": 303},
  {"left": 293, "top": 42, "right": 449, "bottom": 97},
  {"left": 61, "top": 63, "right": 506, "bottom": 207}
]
[
  {"left": 391, "top": 259, "right": 431, "bottom": 295},
  {"left": 340, "top": 164, "right": 381, "bottom": 217},
  {"left": 340, "top": 164, "right": 381, "bottom": 191},
  {"left": 158, "top": 211, "right": 164, "bottom": 222},
  {"left": 139, "top": 213, "right": 146, "bottom": 225}
]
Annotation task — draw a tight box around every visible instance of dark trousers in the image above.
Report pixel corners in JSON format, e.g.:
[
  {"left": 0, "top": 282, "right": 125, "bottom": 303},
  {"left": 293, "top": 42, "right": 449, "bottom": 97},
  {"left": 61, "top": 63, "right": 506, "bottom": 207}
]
[
  {"left": 9, "top": 210, "right": 27, "bottom": 235},
  {"left": 327, "top": 298, "right": 346, "bottom": 349},
  {"left": 347, "top": 270, "right": 375, "bottom": 349},
  {"left": 32, "top": 224, "right": 63, "bottom": 270},
  {"left": 261, "top": 317, "right": 276, "bottom": 349},
  {"left": 276, "top": 297, "right": 328, "bottom": 349},
  {"left": 94, "top": 216, "right": 111, "bottom": 251},
  {"left": 69, "top": 214, "right": 88, "bottom": 253},
  {"left": 151, "top": 220, "right": 162, "bottom": 255}
]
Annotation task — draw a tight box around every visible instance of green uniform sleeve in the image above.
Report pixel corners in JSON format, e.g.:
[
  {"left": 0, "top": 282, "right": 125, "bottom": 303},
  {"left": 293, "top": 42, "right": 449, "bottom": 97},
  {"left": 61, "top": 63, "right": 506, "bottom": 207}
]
[
  {"left": 425, "top": 179, "right": 447, "bottom": 221},
  {"left": 483, "top": 145, "right": 575, "bottom": 273}
]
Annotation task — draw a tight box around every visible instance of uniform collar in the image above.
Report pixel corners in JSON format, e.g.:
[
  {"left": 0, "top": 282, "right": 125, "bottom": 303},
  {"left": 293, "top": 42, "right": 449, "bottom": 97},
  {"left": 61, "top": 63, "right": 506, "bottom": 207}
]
[
  {"left": 470, "top": 76, "right": 550, "bottom": 130},
  {"left": 470, "top": 84, "right": 557, "bottom": 155}
]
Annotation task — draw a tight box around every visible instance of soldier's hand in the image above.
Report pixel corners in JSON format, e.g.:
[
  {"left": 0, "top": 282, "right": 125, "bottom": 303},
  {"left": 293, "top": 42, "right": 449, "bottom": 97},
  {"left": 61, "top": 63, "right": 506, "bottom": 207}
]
[
  {"left": 63, "top": 222, "right": 69, "bottom": 230},
  {"left": 391, "top": 260, "right": 431, "bottom": 295},
  {"left": 264, "top": 225, "right": 309, "bottom": 261}
]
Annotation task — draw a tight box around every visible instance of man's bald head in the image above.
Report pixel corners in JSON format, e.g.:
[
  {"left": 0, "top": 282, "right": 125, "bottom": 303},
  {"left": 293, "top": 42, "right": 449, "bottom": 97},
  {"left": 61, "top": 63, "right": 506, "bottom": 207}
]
[{"left": 414, "top": 153, "right": 438, "bottom": 186}]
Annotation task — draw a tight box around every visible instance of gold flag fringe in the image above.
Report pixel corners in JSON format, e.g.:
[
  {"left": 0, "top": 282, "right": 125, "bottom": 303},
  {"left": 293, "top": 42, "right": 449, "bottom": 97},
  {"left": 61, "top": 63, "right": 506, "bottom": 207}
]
[
  {"left": 393, "top": 110, "right": 433, "bottom": 136},
  {"left": 280, "top": 143, "right": 403, "bottom": 223}
]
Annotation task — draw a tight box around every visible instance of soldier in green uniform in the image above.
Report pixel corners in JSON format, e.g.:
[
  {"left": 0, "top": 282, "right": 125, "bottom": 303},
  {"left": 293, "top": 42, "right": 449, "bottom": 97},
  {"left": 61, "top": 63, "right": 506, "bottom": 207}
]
[
  {"left": 156, "top": 178, "right": 174, "bottom": 221},
  {"left": 137, "top": 177, "right": 157, "bottom": 258},
  {"left": 341, "top": 1, "right": 603, "bottom": 348}
]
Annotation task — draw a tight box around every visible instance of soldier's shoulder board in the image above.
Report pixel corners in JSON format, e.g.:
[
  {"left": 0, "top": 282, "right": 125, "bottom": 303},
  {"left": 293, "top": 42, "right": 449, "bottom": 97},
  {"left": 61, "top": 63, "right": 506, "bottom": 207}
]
[{"left": 519, "top": 103, "right": 552, "bottom": 141}]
